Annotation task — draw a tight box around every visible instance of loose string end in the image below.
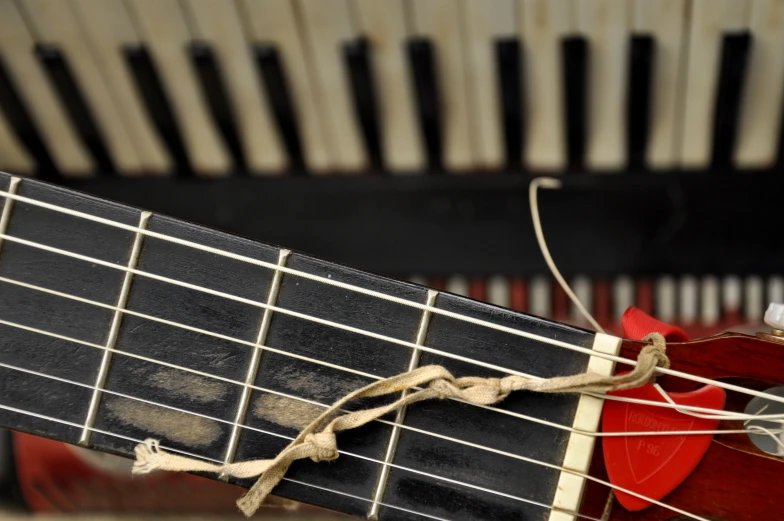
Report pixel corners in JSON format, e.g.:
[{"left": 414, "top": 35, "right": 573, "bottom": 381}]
[{"left": 132, "top": 438, "right": 164, "bottom": 475}]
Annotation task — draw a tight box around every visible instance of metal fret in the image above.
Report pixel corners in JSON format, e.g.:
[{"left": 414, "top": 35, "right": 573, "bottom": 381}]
[
  {"left": 368, "top": 289, "right": 438, "bottom": 520},
  {"left": 0, "top": 177, "right": 20, "bottom": 242},
  {"left": 78, "top": 211, "right": 150, "bottom": 445},
  {"left": 220, "top": 248, "right": 290, "bottom": 478}
]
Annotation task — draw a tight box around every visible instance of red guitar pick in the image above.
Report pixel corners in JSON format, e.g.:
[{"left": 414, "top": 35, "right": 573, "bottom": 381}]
[{"left": 602, "top": 381, "right": 726, "bottom": 510}]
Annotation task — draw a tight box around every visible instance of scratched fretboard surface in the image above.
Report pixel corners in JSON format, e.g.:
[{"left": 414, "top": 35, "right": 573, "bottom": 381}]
[{"left": 0, "top": 171, "right": 596, "bottom": 521}]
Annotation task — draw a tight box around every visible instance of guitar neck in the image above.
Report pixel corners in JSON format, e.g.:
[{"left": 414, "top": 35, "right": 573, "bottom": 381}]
[{"left": 0, "top": 171, "right": 619, "bottom": 520}]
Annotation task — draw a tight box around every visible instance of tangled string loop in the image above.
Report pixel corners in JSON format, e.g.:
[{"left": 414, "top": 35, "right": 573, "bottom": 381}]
[{"left": 131, "top": 333, "right": 669, "bottom": 517}]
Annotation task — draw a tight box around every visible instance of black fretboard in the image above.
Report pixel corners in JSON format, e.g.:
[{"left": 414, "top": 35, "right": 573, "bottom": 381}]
[{"left": 0, "top": 171, "right": 600, "bottom": 521}]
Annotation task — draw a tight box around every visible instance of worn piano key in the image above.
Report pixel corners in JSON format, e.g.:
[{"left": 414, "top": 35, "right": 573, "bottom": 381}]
[
  {"left": 297, "top": 0, "right": 366, "bottom": 172},
  {"left": 711, "top": 32, "right": 753, "bottom": 170},
  {"left": 0, "top": 110, "right": 33, "bottom": 174},
  {"left": 70, "top": 0, "right": 172, "bottom": 175},
  {"left": 521, "top": 0, "right": 573, "bottom": 170},
  {"left": 769, "top": 276, "right": 784, "bottom": 304},
  {"left": 626, "top": 36, "right": 654, "bottom": 170},
  {"left": 745, "top": 275, "right": 765, "bottom": 321},
  {"left": 679, "top": 275, "right": 699, "bottom": 325},
  {"left": 446, "top": 275, "right": 469, "bottom": 297},
  {"left": 35, "top": 44, "right": 115, "bottom": 173},
  {"left": 124, "top": 46, "right": 192, "bottom": 175},
  {"left": 680, "top": 0, "right": 751, "bottom": 168},
  {"left": 722, "top": 275, "right": 743, "bottom": 324},
  {"left": 655, "top": 275, "right": 676, "bottom": 323},
  {"left": 0, "top": 52, "right": 56, "bottom": 176},
  {"left": 613, "top": 275, "right": 634, "bottom": 322},
  {"left": 188, "top": 43, "right": 247, "bottom": 173},
  {"left": 407, "top": 38, "right": 443, "bottom": 171},
  {"left": 343, "top": 38, "right": 383, "bottom": 170},
  {"left": 487, "top": 276, "right": 510, "bottom": 308},
  {"left": 239, "top": 0, "right": 331, "bottom": 173},
  {"left": 701, "top": 276, "right": 720, "bottom": 326},
  {"left": 530, "top": 275, "right": 551, "bottom": 318},
  {"left": 252, "top": 45, "right": 305, "bottom": 171},
  {"left": 410, "top": 0, "right": 475, "bottom": 172},
  {"left": 561, "top": 37, "right": 588, "bottom": 170},
  {"left": 352, "top": 0, "right": 424, "bottom": 173},
  {"left": 22, "top": 0, "right": 142, "bottom": 174},
  {"left": 462, "top": 0, "right": 515, "bottom": 170},
  {"left": 632, "top": 0, "right": 689, "bottom": 169},
  {"left": 184, "top": 0, "right": 286, "bottom": 174},
  {"left": 496, "top": 38, "right": 524, "bottom": 169},
  {"left": 0, "top": 0, "right": 92, "bottom": 175},
  {"left": 577, "top": 0, "right": 629, "bottom": 171},
  {"left": 734, "top": 0, "right": 784, "bottom": 168},
  {"left": 126, "top": 0, "right": 230, "bottom": 176},
  {"left": 571, "top": 275, "right": 593, "bottom": 325}
]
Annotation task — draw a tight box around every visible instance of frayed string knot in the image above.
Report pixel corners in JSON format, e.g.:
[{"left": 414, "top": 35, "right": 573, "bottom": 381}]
[{"left": 304, "top": 432, "right": 338, "bottom": 462}]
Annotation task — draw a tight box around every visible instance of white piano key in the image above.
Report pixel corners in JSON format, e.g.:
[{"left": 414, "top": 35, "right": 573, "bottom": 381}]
[
  {"left": 530, "top": 276, "right": 551, "bottom": 318},
  {"left": 352, "top": 0, "right": 424, "bottom": 172},
  {"left": 722, "top": 274, "right": 743, "bottom": 316},
  {"left": 632, "top": 0, "right": 690, "bottom": 169},
  {"left": 0, "top": 112, "right": 34, "bottom": 173},
  {"left": 520, "top": 0, "right": 573, "bottom": 170},
  {"left": 184, "top": 0, "right": 286, "bottom": 173},
  {"left": 69, "top": 0, "right": 172, "bottom": 174},
  {"left": 735, "top": 0, "right": 784, "bottom": 168},
  {"left": 407, "top": 274, "right": 428, "bottom": 286},
  {"left": 461, "top": 0, "right": 515, "bottom": 170},
  {"left": 22, "top": 0, "right": 143, "bottom": 173},
  {"left": 410, "top": 0, "right": 476, "bottom": 171},
  {"left": 297, "top": 0, "right": 366, "bottom": 172},
  {"left": 238, "top": 0, "right": 331, "bottom": 172},
  {"left": 571, "top": 275, "right": 593, "bottom": 324},
  {"left": 612, "top": 275, "right": 634, "bottom": 322},
  {"left": 700, "top": 275, "right": 720, "bottom": 326},
  {"left": 745, "top": 275, "right": 765, "bottom": 321},
  {"left": 577, "top": 0, "right": 629, "bottom": 170},
  {"left": 0, "top": 0, "right": 92, "bottom": 175},
  {"left": 679, "top": 275, "right": 699, "bottom": 324},
  {"left": 679, "top": 0, "right": 751, "bottom": 168},
  {"left": 655, "top": 275, "right": 676, "bottom": 323},
  {"left": 126, "top": 0, "right": 231, "bottom": 176},
  {"left": 768, "top": 276, "right": 784, "bottom": 304},
  {"left": 446, "top": 275, "right": 470, "bottom": 297},
  {"left": 487, "top": 276, "right": 510, "bottom": 308}
]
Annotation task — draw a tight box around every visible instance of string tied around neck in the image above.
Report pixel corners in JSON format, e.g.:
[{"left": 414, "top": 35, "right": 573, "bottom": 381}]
[{"left": 131, "top": 333, "right": 669, "bottom": 517}]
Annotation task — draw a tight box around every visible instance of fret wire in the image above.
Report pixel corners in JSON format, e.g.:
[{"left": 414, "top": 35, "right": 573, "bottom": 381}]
[
  {"left": 0, "top": 400, "right": 453, "bottom": 521},
  {"left": 0, "top": 273, "right": 752, "bottom": 427},
  {"left": 0, "top": 178, "right": 20, "bottom": 247},
  {"left": 0, "top": 186, "right": 770, "bottom": 404},
  {"left": 0, "top": 359, "right": 597, "bottom": 521},
  {"left": 0, "top": 229, "right": 775, "bottom": 412},
  {"left": 0, "top": 358, "right": 711, "bottom": 521},
  {"left": 80, "top": 211, "right": 151, "bottom": 446},
  {"left": 369, "top": 289, "right": 438, "bottom": 520},
  {"left": 220, "top": 248, "right": 290, "bottom": 479}
]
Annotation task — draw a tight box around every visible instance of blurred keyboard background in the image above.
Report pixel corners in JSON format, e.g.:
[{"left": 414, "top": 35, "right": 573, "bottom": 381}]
[{"left": 0, "top": 0, "right": 781, "bottom": 516}]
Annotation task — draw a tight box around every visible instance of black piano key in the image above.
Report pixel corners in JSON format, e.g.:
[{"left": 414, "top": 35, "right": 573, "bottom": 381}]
[
  {"left": 343, "top": 37, "right": 383, "bottom": 171},
  {"left": 407, "top": 37, "right": 443, "bottom": 172},
  {"left": 252, "top": 44, "right": 305, "bottom": 172},
  {"left": 35, "top": 44, "right": 114, "bottom": 174},
  {"left": 0, "top": 51, "right": 57, "bottom": 178},
  {"left": 495, "top": 38, "right": 523, "bottom": 169},
  {"left": 712, "top": 32, "right": 753, "bottom": 171},
  {"left": 561, "top": 37, "right": 587, "bottom": 171},
  {"left": 124, "top": 45, "right": 192, "bottom": 176},
  {"left": 626, "top": 35, "right": 655, "bottom": 170},
  {"left": 188, "top": 42, "right": 247, "bottom": 173}
]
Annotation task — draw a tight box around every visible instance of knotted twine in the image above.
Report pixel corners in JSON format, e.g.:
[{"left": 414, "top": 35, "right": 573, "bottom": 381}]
[{"left": 132, "top": 333, "right": 669, "bottom": 517}]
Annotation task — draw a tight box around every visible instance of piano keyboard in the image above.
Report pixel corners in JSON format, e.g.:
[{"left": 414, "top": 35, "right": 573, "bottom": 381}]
[
  {"left": 1, "top": 0, "right": 783, "bottom": 176},
  {"left": 410, "top": 274, "right": 783, "bottom": 336}
]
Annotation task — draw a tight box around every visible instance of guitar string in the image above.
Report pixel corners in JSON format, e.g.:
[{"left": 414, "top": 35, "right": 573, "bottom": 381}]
[
  {"left": 0, "top": 228, "right": 781, "bottom": 418},
  {"left": 0, "top": 273, "right": 775, "bottom": 428},
  {"left": 0, "top": 358, "right": 710, "bottom": 521},
  {"left": 0, "top": 187, "right": 777, "bottom": 409}
]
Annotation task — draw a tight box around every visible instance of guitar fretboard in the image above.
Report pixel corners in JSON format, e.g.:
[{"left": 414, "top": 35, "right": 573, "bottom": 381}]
[{"left": 0, "top": 171, "right": 607, "bottom": 521}]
